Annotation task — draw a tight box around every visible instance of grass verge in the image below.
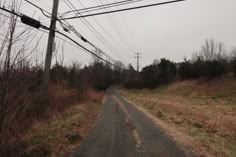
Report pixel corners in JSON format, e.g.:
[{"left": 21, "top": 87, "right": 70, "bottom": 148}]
[
  {"left": 120, "top": 77, "right": 236, "bottom": 157},
  {"left": 20, "top": 88, "right": 104, "bottom": 157}
]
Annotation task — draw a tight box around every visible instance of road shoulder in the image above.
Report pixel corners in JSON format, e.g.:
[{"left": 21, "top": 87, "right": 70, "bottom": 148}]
[{"left": 117, "top": 92, "right": 200, "bottom": 157}]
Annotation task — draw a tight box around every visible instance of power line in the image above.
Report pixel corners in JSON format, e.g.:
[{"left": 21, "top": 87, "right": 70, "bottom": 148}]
[
  {"left": 23, "top": 0, "right": 122, "bottom": 64},
  {"left": 62, "top": 0, "right": 128, "bottom": 62},
  {"left": 24, "top": 0, "right": 53, "bottom": 13},
  {"left": 76, "top": 0, "right": 133, "bottom": 59},
  {"left": 0, "top": 6, "right": 21, "bottom": 17},
  {"left": 61, "top": 0, "right": 187, "bottom": 20},
  {"left": 55, "top": 30, "right": 119, "bottom": 68},
  {"left": 63, "top": 0, "right": 120, "bottom": 61},
  {"left": 24, "top": 0, "right": 51, "bottom": 18},
  {"left": 0, "top": 5, "right": 122, "bottom": 69},
  {"left": 39, "top": 28, "right": 84, "bottom": 51},
  {"left": 24, "top": 0, "right": 132, "bottom": 62},
  {"left": 61, "top": 0, "right": 142, "bottom": 16},
  {"left": 95, "top": 0, "right": 129, "bottom": 50},
  {"left": 80, "top": 0, "right": 143, "bottom": 14},
  {"left": 100, "top": 0, "right": 137, "bottom": 53}
]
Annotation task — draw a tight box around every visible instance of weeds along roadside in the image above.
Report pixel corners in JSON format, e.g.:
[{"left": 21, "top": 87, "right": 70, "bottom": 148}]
[
  {"left": 21, "top": 85, "right": 104, "bottom": 157},
  {"left": 0, "top": 68, "right": 104, "bottom": 157},
  {"left": 120, "top": 77, "right": 236, "bottom": 157}
]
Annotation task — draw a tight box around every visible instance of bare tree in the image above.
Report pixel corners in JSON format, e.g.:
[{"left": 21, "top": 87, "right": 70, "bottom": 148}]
[
  {"left": 152, "top": 59, "right": 159, "bottom": 65},
  {"left": 231, "top": 47, "right": 236, "bottom": 58},
  {"left": 92, "top": 48, "right": 102, "bottom": 64},
  {"left": 0, "top": 1, "right": 43, "bottom": 156},
  {"left": 200, "top": 38, "right": 226, "bottom": 61}
]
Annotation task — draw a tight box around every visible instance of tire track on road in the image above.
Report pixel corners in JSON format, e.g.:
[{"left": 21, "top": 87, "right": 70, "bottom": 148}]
[{"left": 112, "top": 95, "right": 142, "bottom": 153}]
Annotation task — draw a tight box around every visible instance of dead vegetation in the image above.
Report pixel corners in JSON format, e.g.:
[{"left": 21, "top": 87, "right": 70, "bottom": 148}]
[
  {"left": 0, "top": 2, "right": 106, "bottom": 156},
  {"left": 121, "top": 76, "right": 236, "bottom": 157},
  {"left": 21, "top": 89, "right": 104, "bottom": 157},
  {"left": 0, "top": 76, "right": 104, "bottom": 157}
]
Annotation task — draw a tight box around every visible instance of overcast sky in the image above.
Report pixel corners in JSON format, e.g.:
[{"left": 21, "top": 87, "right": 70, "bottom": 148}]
[{"left": 19, "top": 0, "right": 236, "bottom": 68}]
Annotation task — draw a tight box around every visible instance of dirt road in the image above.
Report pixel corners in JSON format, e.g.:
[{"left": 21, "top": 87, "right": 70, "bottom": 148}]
[{"left": 66, "top": 89, "right": 191, "bottom": 157}]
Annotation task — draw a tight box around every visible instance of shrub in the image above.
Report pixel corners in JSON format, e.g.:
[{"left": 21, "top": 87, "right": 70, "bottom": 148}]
[
  {"left": 123, "top": 79, "right": 144, "bottom": 89},
  {"left": 178, "top": 61, "right": 193, "bottom": 79},
  {"left": 141, "top": 64, "right": 160, "bottom": 88},
  {"left": 178, "top": 60, "right": 227, "bottom": 79},
  {"left": 233, "top": 59, "right": 236, "bottom": 76},
  {"left": 158, "top": 58, "right": 177, "bottom": 83}
]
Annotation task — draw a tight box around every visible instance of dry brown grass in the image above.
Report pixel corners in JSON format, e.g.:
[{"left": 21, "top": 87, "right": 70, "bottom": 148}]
[
  {"left": 1, "top": 81, "right": 104, "bottom": 157},
  {"left": 121, "top": 76, "right": 236, "bottom": 157},
  {"left": 22, "top": 100, "right": 103, "bottom": 157},
  {"left": 20, "top": 87, "right": 104, "bottom": 157}
]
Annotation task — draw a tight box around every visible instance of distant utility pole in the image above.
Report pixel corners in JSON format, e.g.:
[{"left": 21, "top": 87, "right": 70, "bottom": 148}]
[
  {"left": 43, "top": 0, "right": 59, "bottom": 92},
  {"left": 134, "top": 52, "right": 141, "bottom": 79}
]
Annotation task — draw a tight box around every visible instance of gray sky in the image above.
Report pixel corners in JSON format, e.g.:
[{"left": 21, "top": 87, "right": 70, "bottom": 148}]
[{"left": 20, "top": 0, "right": 236, "bottom": 68}]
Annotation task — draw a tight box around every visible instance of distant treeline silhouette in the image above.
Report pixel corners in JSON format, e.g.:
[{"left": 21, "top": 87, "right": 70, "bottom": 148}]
[
  {"left": 42, "top": 39, "right": 236, "bottom": 90},
  {"left": 50, "top": 60, "right": 126, "bottom": 91},
  {"left": 124, "top": 39, "right": 236, "bottom": 89}
]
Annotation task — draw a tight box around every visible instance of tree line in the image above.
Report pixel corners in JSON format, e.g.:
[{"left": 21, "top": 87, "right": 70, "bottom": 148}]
[
  {"left": 35, "top": 39, "right": 236, "bottom": 91},
  {"left": 124, "top": 39, "right": 236, "bottom": 89}
]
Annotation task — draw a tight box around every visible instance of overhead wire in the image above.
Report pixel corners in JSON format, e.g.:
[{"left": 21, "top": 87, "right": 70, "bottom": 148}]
[
  {"left": 0, "top": 8, "right": 45, "bottom": 66},
  {"left": 23, "top": 0, "right": 132, "bottom": 63},
  {"left": 58, "top": 0, "right": 187, "bottom": 62},
  {"left": 63, "top": 0, "right": 120, "bottom": 62},
  {"left": 78, "top": 0, "right": 139, "bottom": 54},
  {"left": 24, "top": 0, "right": 120, "bottom": 64},
  {"left": 24, "top": 0, "right": 51, "bottom": 18},
  {"left": 49, "top": 28, "right": 122, "bottom": 68},
  {"left": 61, "top": 0, "right": 143, "bottom": 16},
  {"left": 111, "top": 0, "right": 137, "bottom": 51},
  {"left": 62, "top": 0, "right": 128, "bottom": 63},
  {"left": 94, "top": 0, "right": 135, "bottom": 53},
  {"left": 2, "top": 0, "right": 187, "bottom": 68},
  {"left": 73, "top": 0, "right": 132, "bottom": 60},
  {"left": 95, "top": 0, "right": 127, "bottom": 41},
  {"left": 0, "top": 5, "right": 123, "bottom": 69},
  {"left": 61, "top": 0, "right": 187, "bottom": 20},
  {"left": 39, "top": 28, "right": 84, "bottom": 52}
]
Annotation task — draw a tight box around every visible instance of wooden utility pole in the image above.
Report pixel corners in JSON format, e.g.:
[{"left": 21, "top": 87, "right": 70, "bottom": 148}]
[
  {"left": 135, "top": 52, "right": 141, "bottom": 79},
  {"left": 43, "top": 0, "right": 59, "bottom": 92}
]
